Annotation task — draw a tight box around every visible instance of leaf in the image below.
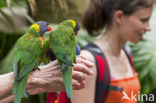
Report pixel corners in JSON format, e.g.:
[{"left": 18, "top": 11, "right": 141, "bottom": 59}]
[
  {"left": 0, "top": 0, "right": 7, "bottom": 9},
  {"left": 0, "top": 9, "right": 15, "bottom": 31}
]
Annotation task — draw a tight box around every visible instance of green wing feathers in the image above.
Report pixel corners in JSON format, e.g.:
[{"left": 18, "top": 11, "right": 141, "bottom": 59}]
[
  {"left": 12, "top": 28, "right": 43, "bottom": 103},
  {"left": 49, "top": 20, "right": 76, "bottom": 100}
]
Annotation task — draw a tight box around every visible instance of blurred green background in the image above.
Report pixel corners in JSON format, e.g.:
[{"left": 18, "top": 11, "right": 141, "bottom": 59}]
[{"left": 0, "top": 0, "right": 156, "bottom": 103}]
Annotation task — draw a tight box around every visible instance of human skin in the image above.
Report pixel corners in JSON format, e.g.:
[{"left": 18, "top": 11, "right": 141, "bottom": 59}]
[
  {"left": 116, "top": 7, "right": 153, "bottom": 44},
  {"left": 72, "top": 6, "right": 153, "bottom": 103},
  {"left": 0, "top": 57, "right": 93, "bottom": 103}
]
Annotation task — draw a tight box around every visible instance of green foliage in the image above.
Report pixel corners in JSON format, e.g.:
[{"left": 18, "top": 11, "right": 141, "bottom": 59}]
[
  {"left": 0, "top": 0, "right": 7, "bottom": 9},
  {"left": 0, "top": 0, "right": 34, "bottom": 33},
  {"left": 0, "top": 32, "right": 21, "bottom": 61},
  {"left": 77, "top": 29, "right": 95, "bottom": 47}
]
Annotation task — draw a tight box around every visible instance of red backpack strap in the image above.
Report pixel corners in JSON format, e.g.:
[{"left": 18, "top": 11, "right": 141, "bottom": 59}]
[{"left": 82, "top": 43, "right": 124, "bottom": 103}]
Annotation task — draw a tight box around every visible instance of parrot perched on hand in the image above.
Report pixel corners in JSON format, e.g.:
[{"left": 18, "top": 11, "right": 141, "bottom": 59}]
[
  {"left": 12, "top": 21, "right": 52, "bottom": 103},
  {"left": 49, "top": 19, "right": 80, "bottom": 100}
]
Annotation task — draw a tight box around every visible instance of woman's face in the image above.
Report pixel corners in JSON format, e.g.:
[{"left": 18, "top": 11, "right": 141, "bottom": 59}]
[{"left": 120, "top": 6, "right": 153, "bottom": 44}]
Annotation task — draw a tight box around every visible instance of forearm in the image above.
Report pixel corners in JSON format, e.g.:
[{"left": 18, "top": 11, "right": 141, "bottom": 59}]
[
  {"left": 0, "top": 72, "right": 36, "bottom": 102},
  {"left": 0, "top": 95, "right": 14, "bottom": 103},
  {"left": 0, "top": 72, "right": 14, "bottom": 100}
]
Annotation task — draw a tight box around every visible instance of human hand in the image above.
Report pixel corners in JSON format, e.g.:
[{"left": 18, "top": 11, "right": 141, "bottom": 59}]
[{"left": 26, "top": 57, "right": 93, "bottom": 95}]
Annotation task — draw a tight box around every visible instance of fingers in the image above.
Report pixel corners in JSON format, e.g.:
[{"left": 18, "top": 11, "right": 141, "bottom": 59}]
[
  {"left": 38, "top": 60, "right": 59, "bottom": 69},
  {"left": 0, "top": 95, "right": 14, "bottom": 103},
  {"left": 72, "top": 80, "right": 86, "bottom": 90},
  {"left": 78, "top": 80, "right": 86, "bottom": 90},
  {"left": 73, "top": 63, "right": 93, "bottom": 75},
  {"left": 75, "top": 56, "right": 93, "bottom": 68},
  {"left": 72, "top": 71, "right": 86, "bottom": 83}
]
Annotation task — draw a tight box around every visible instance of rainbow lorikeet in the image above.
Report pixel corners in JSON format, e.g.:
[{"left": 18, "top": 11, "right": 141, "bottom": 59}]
[
  {"left": 49, "top": 19, "right": 80, "bottom": 100},
  {"left": 12, "top": 21, "right": 52, "bottom": 103}
]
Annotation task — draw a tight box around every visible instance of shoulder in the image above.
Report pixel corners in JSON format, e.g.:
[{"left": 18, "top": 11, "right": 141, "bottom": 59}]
[
  {"left": 80, "top": 50, "right": 95, "bottom": 63},
  {"left": 72, "top": 49, "right": 97, "bottom": 103},
  {"left": 80, "top": 49, "right": 96, "bottom": 75}
]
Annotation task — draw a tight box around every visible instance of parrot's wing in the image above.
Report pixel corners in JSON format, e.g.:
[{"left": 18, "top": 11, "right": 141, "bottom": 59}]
[
  {"left": 13, "top": 39, "right": 42, "bottom": 81},
  {"left": 57, "top": 54, "right": 73, "bottom": 67},
  {"left": 13, "top": 50, "right": 39, "bottom": 81},
  {"left": 12, "top": 26, "right": 44, "bottom": 103},
  {"left": 49, "top": 23, "right": 76, "bottom": 100},
  {"left": 12, "top": 50, "right": 39, "bottom": 103},
  {"left": 18, "top": 59, "right": 38, "bottom": 81},
  {"left": 13, "top": 56, "right": 20, "bottom": 79}
]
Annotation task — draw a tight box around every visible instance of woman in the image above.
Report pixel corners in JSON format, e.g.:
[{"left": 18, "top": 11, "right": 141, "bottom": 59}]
[
  {"left": 72, "top": 0, "right": 154, "bottom": 103},
  {"left": 0, "top": 57, "right": 93, "bottom": 103}
]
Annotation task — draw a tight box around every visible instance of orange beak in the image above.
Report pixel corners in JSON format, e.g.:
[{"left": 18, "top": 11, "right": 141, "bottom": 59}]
[
  {"left": 75, "top": 32, "right": 78, "bottom": 36},
  {"left": 39, "top": 36, "right": 44, "bottom": 40},
  {"left": 48, "top": 26, "right": 52, "bottom": 31}
]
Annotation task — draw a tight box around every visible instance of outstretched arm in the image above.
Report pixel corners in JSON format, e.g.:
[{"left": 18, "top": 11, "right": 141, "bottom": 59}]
[
  {"left": 0, "top": 72, "right": 14, "bottom": 100},
  {"left": 0, "top": 57, "right": 93, "bottom": 102}
]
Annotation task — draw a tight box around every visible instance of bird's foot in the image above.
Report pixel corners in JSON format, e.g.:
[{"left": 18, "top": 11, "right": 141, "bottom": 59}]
[
  {"left": 37, "top": 67, "right": 40, "bottom": 71},
  {"left": 32, "top": 67, "right": 40, "bottom": 71}
]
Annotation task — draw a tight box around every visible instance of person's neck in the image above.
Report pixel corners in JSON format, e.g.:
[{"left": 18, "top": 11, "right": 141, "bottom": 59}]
[{"left": 95, "top": 29, "right": 126, "bottom": 57}]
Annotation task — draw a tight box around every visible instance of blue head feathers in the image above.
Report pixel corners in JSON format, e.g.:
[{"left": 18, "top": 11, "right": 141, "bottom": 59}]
[
  {"left": 74, "top": 22, "right": 80, "bottom": 33},
  {"left": 37, "top": 21, "right": 52, "bottom": 36}
]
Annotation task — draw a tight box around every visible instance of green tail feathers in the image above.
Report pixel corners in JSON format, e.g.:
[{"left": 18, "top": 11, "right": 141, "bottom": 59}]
[
  {"left": 13, "top": 74, "right": 29, "bottom": 103},
  {"left": 62, "top": 64, "right": 73, "bottom": 100}
]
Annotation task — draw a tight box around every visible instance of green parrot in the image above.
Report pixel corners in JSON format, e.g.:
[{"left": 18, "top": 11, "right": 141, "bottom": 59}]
[
  {"left": 49, "top": 19, "right": 80, "bottom": 100},
  {"left": 12, "top": 21, "right": 52, "bottom": 103}
]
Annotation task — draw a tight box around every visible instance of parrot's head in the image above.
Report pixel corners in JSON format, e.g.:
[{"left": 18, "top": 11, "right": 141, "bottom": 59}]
[
  {"left": 31, "top": 21, "right": 52, "bottom": 37},
  {"left": 74, "top": 22, "right": 80, "bottom": 36},
  {"left": 37, "top": 21, "right": 52, "bottom": 36},
  {"left": 70, "top": 20, "right": 80, "bottom": 36}
]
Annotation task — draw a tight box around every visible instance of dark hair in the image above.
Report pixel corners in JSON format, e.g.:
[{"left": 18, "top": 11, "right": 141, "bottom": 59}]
[{"left": 82, "top": 0, "right": 154, "bottom": 36}]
